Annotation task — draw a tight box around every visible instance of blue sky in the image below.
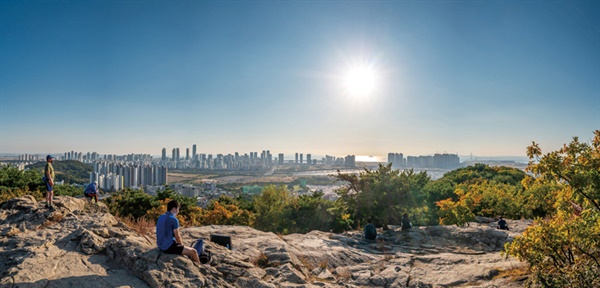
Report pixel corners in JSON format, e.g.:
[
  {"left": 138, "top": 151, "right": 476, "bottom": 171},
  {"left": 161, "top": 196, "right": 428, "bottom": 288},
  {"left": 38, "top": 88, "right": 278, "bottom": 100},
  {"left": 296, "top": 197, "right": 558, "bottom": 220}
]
[{"left": 1, "top": 1, "right": 598, "bottom": 159}]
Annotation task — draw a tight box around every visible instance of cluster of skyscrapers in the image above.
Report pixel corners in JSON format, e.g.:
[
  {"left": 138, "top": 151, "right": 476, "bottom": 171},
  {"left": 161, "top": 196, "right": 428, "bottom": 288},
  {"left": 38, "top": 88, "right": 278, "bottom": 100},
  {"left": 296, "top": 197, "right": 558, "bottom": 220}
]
[
  {"left": 161, "top": 146, "right": 274, "bottom": 170},
  {"left": 160, "top": 145, "right": 357, "bottom": 170},
  {"left": 90, "top": 161, "right": 168, "bottom": 191},
  {"left": 388, "top": 153, "right": 460, "bottom": 169}
]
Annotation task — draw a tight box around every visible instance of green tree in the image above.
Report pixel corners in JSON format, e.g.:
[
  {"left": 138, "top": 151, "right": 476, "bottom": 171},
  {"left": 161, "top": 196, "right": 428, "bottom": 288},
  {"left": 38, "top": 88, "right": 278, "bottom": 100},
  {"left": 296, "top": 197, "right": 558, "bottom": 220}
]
[
  {"left": 253, "top": 185, "right": 292, "bottom": 233},
  {"left": 285, "top": 191, "right": 334, "bottom": 233},
  {"left": 104, "top": 188, "right": 157, "bottom": 219},
  {"left": 506, "top": 131, "right": 600, "bottom": 287},
  {"left": 335, "top": 163, "right": 430, "bottom": 228},
  {"left": 0, "top": 165, "right": 45, "bottom": 203}
]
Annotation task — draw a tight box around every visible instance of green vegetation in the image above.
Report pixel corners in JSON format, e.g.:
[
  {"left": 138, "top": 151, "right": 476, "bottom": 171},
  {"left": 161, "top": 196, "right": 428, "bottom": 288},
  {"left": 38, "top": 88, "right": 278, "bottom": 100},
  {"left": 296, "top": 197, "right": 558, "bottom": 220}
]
[
  {"left": 0, "top": 165, "right": 44, "bottom": 203},
  {"left": 26, "top": 160, "right": 92, "bottom": 184},
  {"left": 505, "top": 131, "right": 600, "bottom": 287},
  {"left": 334, "top": 164, "right": 430, "bottom": 228}
]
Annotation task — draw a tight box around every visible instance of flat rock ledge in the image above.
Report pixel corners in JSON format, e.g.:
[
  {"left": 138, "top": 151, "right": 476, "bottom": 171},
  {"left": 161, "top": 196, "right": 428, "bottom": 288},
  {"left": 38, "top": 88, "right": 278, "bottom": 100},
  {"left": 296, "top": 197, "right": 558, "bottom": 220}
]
[{"left": 0, "top": 196, "right": 529, "bottom": 287}]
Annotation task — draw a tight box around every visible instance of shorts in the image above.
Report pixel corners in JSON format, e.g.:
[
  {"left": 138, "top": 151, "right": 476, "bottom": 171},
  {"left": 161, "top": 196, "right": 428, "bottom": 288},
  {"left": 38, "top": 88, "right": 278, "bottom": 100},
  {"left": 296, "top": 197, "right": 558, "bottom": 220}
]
[
  {"left": 162, "top": 242, "right": 184, "bottom": 255},
  {"left": 45, "top": 182, "right": 53, "bottom": 192},
  {"left": 85, "top": 193, "right": 97, "bottom": 198}
]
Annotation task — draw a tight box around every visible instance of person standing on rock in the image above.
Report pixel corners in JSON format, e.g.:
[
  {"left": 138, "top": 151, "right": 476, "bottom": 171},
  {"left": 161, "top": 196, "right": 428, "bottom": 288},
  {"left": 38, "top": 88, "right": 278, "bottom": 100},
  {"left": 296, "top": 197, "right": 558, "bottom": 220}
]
[
  {"left": 44, "top": 155, "right": 55, "bottom": 209},
  {"left": 156, "top": 200, "right": 200, "bottom": 263}
]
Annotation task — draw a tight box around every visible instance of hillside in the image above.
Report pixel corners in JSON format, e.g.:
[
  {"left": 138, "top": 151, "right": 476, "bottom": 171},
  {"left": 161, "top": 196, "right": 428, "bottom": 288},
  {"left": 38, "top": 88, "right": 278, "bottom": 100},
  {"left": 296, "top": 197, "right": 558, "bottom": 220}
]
[
  {"left": 26, "top": 160, "right": 92, "bottom": 184},
  {"left": 0, "top": 196, "right": 530, "bottom": 287}
]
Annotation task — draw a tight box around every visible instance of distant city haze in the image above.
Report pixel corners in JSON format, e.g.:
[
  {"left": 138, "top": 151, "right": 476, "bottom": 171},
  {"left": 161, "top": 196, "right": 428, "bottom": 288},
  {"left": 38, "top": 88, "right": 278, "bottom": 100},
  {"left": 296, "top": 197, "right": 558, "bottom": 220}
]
[{"left": 1, "top": 2, "right": 598, "bottom": 156}]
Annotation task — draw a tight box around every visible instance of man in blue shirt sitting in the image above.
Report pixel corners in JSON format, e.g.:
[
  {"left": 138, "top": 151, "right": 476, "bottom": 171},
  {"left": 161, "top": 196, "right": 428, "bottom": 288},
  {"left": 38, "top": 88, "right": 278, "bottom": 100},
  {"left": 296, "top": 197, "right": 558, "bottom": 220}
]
[{"left": 156, "top": 200, "right": 200, "bottom": 263}]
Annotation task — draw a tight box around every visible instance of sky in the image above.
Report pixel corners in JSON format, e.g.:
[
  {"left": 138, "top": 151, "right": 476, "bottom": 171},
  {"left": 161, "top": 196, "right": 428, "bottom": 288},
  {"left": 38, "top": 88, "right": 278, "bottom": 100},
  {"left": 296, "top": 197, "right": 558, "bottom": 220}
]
[{"left": 1, "top": 1, "right": 599, "bottom": 159}]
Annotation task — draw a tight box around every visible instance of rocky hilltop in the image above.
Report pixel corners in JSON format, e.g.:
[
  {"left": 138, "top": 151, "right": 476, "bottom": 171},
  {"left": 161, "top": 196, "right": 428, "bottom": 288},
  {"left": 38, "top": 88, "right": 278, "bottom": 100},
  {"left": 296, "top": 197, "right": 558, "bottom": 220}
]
[{"left": 0, "top": 196, "right": 529, "bottom": 287}]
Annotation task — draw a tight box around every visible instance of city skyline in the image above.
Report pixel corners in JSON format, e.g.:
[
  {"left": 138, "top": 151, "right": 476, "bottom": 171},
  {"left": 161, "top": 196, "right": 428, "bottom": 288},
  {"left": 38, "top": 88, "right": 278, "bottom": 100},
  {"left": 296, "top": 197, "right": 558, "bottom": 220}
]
[
  {"left": 9, "top": 147, "right": 527, "bottom": 164},
  {"left": 1, "top": 2, "right": 598, "bottom": 157}
]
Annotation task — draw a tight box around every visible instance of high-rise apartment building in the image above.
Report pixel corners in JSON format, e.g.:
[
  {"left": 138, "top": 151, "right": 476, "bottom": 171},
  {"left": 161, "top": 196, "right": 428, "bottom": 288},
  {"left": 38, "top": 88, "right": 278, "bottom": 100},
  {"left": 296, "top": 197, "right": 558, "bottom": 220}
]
[
  {"left": 186, "top": 148, "right": 190, "bottom": 160},
  {"left": 388, "top": 153, "right": 405, "bottom": 168},
  {"left": 306, "top": 154, "right": 311, "bottom": 165},
  {"left": 162, "top": 148, "right": 167, "bottom": 161},
  {"left": 344, "top": 155, "right": 356, "bottom": 167},
  {"left": 278, "top": 153, "right": 284, "bottom": 165},
  {"left": 192, "top": 144, "right": 197, "bottom": 161}
]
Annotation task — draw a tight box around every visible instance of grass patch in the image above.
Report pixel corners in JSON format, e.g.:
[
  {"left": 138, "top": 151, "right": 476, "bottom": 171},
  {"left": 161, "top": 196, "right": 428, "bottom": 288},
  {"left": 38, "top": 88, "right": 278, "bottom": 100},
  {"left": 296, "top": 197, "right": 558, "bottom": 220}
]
[
  {"left": 298, "top": 255, "right": 315, "bottom": 271},
  {"left": 252, "top": 252, "right": 270, "bottom": 268},
  {"left": 118, "top": 215, "right": 156, "bottom": 236},
  {"left": 494, "top": 265, "right": 529, "bottom": 281}
]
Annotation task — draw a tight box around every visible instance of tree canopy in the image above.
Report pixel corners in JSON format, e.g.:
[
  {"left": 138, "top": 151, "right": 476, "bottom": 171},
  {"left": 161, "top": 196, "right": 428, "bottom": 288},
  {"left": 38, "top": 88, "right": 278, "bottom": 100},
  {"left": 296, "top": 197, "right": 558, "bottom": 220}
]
[{"left": 506, "top": 131, "right": 600, "bottom": 287}]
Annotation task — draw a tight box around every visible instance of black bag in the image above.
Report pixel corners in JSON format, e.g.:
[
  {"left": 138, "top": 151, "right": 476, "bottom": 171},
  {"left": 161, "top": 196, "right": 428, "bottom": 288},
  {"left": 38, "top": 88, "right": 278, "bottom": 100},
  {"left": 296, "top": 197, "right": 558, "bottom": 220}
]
[
  {"left": 199, "top": 251, "right": 212, "bottom": 264},
  {"left": 192, "top": 239, "right": 212, "bottom": 264}
]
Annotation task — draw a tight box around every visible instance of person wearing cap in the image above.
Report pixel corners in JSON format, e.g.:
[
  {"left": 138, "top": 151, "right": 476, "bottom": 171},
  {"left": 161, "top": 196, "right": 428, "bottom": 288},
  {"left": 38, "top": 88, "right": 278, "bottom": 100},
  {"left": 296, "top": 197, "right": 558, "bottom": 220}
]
[
  {"left": 84, "top": 181, "right": 99, "bottom": 204},
  {"left": 44, "top": 155, "right": 56, "bottom": 209}
]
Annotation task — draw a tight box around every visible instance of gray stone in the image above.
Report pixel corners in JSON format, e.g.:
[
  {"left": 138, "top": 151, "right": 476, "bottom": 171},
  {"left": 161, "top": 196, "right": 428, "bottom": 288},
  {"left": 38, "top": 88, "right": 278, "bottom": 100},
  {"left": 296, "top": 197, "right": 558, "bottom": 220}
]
[
  {"left": 317, "top": 269, "right": 335, "bottom": 281},
  {"left": 278, "top": 263, "right": 306, "bottom": 284},
  {"left": 235, "top": 277, "right": 276, "bottom": 288}
]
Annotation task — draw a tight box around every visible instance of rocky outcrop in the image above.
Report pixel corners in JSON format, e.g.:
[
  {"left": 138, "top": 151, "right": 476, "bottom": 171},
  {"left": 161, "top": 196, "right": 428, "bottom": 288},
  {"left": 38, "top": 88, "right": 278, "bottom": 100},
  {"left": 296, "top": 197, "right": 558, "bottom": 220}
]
[{"left": 0, "top": 196, "right": 529, "bottom": 287}]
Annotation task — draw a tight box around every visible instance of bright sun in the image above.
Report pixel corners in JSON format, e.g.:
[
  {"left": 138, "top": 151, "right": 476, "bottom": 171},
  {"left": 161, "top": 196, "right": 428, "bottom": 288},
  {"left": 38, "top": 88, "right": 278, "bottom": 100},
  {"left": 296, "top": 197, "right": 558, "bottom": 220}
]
[{"left": 343, "top": 65, "right": 377, "bottom": 97}]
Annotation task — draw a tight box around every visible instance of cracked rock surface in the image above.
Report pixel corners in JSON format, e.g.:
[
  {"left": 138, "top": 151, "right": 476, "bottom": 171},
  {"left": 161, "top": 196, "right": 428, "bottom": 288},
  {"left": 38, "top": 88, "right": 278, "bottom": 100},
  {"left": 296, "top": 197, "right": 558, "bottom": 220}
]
[{"left": 1, "top": 196, "right": 529, "bottom": 287}]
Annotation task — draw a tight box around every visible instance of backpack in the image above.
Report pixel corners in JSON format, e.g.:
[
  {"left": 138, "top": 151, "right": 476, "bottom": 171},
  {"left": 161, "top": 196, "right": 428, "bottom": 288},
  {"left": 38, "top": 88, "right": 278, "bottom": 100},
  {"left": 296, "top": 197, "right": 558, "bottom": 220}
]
[
  {"left": 192, "top": 239, "right": 212, "bottom": 264},
  {"left": 364, "top": 223, "right": 377, "bottom": 240}
]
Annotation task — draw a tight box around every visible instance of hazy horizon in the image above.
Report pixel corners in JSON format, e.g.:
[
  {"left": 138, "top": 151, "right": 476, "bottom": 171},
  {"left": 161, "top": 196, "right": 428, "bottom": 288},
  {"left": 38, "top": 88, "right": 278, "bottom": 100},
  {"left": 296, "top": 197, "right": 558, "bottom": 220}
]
[
  {"left": 1, "top": 1, "right": 598, "bottom": 157},
  {"left": 0, "top": 152, "right": 530, "bottom": 164}
]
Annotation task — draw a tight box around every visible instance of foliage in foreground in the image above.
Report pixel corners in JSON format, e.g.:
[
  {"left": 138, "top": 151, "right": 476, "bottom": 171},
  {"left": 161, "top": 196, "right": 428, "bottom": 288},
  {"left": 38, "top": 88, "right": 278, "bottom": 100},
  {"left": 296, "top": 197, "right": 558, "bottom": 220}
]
[
  {"left": 506, "top": 131, "right": 600, "bottom": 287},
  {"left": 0, "top": 165, "right": 45, "bottom": 203}
]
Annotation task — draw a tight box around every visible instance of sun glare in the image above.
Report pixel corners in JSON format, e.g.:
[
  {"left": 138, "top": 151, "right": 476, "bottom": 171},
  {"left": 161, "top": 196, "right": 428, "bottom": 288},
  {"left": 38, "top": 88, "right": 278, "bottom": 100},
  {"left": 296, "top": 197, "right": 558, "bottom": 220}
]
[{"left": 343, "top": 65, "right": 377, "bottom": 97}]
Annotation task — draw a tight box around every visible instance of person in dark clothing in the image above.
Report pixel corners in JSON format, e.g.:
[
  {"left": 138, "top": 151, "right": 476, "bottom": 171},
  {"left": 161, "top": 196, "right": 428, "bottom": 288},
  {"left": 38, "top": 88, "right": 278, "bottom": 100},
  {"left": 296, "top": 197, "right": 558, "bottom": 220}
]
[
  {"left": 364, "top": 222, "right": 377, "bottom": 240},
  {"left": 401, "top": 213, "right": 412, "bottom": 231},
  {"left": 497, "top": 216, "right": 509, "bottom": 230}
]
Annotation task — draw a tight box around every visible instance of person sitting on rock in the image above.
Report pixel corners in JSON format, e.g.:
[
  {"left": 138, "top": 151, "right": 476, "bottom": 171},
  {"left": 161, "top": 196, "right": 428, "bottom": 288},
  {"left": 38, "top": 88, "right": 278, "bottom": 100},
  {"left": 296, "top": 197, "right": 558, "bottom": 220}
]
[
  {"left": 156, "top": 200, "right": 200, "bottom": 263},
  {"left": 401, "top": 213, "right": 412, "bottom": 231},
  {"left": 497, "top": 216, "right": 509, "bottom": 230},
  {"left": 83, "top": 181, "right": 99, "bottom": 205},
  {"left": 364, "top": 221, "right": 377, "bottom": 240}
]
